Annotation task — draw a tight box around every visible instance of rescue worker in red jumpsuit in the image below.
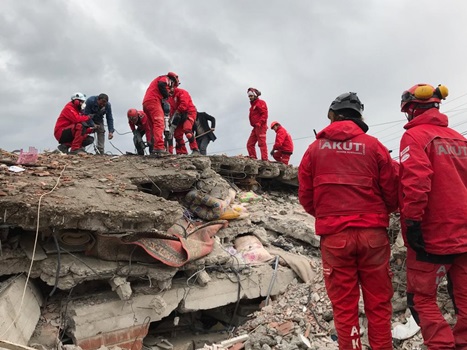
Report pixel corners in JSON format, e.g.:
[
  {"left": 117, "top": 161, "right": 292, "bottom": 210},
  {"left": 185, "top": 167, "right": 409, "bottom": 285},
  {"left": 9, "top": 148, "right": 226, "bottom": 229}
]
[
  {"left": 167, "top": 87, "right": 200, "bottom": 155},
  {"left": 298, "top": 92, "right": 398, "bottom": 350},
  {"left": 142, "top": 72, "right": 179, "bottom": 155},
  {"left": 246, "top": 87, "right": 268, "bottom": 160},
  {"left": 270, "top": 121, "right": 294, "bottom": 165},
  {"left": 399, "top": 83, "right": 467, "bottom": 349},
  {"left": 54, "top": 92, "right": 95, "bottom": 154},
  {"left": 127, "top": 108, "right": 151, "bottom": 155}
]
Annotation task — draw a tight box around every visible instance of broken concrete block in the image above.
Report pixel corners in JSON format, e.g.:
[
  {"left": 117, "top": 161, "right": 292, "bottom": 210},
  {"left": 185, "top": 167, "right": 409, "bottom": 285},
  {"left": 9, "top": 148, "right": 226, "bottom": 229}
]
[
  {"left": 0, "top": 276, "right": 43, "bottom": 345},
  {"left": 109, "top": 277, "right": 132, "bottom": 301}
]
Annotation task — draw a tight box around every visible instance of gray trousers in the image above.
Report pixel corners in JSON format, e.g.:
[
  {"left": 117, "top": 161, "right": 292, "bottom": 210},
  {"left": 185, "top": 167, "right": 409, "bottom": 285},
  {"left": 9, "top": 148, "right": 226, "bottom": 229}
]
[
  {"left": 197, "top": 136, "right": 211, "bottom": 155},
  {"left": 94, "top": 123, "right": 106, "bottom": 154}
]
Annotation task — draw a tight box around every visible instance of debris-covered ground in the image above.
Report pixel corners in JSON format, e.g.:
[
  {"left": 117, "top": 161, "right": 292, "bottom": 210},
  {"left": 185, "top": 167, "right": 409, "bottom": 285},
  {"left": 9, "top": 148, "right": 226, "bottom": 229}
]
[{"left": 0, "top": 148, "right": 456, "bottom": 350}]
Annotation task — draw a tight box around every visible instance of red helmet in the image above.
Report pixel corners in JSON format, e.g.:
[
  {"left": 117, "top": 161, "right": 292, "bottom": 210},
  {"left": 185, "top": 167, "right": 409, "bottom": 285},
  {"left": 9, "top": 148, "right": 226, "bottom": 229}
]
[
  {"left": 167, "top": 72, "right": 180, "bottom": 87},
  {"left": 127, "top": 108, "right": 139, "bottom": 123},
  {"left": 270, "top": 121, "right": 280, "bottom": 129},
  {"left": 400, "top": 83, "right": 448, "bottom": 112}
]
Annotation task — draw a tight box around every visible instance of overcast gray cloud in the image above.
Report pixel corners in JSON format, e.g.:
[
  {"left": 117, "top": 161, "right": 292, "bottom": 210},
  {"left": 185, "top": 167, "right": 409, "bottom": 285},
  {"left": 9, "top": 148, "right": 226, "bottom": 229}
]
[{"left": 1, "top": 0, "right": 467, "bottom": 165}]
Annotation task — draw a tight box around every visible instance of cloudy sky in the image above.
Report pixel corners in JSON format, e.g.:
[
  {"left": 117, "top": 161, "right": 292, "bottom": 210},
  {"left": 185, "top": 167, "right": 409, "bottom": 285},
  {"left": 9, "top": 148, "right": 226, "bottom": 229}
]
[{"left": 1, "top": 0, "right": 467, "bottom": 165}]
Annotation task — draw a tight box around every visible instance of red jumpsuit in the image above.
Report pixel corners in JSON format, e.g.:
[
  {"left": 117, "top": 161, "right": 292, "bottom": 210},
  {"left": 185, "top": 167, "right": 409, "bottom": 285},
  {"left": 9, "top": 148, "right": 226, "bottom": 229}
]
[
  {"left": 272, "top": 125, "right": 294, "bottom": 165},
  {"left": 54, "top": 101, "right": 93, "bottom": 151},
  {"left": 142, "top": 75, "right": 171, "bottom": 151},
  {"left": 128, "top": 110, "right": 152, "bottom": 154},
  {"left": 247, "top": 98, "right": 268, "bottom": 160},
  {"left": 299, "top": 120, "right": 398, "bottom": 350},
  {"left": 399, "top": 108, "right": 467, "bottom": 349},
  {"left": 169, "top": 87, "right": 198, "bottom": 154},
  {"left": 128, "top": 110, "right": 151, "bottom": 142}
]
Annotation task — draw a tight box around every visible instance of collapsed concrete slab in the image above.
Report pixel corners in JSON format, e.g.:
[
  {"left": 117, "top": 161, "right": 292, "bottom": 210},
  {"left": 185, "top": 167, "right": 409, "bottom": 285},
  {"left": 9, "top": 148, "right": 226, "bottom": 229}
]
[
  {"left": 64, "top": 265, "right": 296, "bottom": 350},
  {"left": 0, "top": 150, "right": 306, "bottom": 350},
  {"left": 0, "top": 276, "right": 43, "bottom": 345}
]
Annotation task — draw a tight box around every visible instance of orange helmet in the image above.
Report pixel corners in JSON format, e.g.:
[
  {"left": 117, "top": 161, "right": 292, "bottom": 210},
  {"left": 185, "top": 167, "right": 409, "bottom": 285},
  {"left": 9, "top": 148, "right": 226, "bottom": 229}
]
[
  {"left": 400, "top": 83, "right": 448, "bottom": 112},
  {"left": 270, "top": 121, "right": 280, "bottom": 129},
  {"left": 167, "top": 72, "right": 180, "bottom": 87},
  {"left": 127, "top": 108, "right": 139, "bottom": 123}
]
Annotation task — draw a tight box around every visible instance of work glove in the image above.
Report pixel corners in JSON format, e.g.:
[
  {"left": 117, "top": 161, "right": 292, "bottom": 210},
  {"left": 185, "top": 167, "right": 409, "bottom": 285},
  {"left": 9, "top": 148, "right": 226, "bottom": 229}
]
[
  {"left": 162, "top": 99, "right": 170, "bottom": 115},
  {"left": 406, "top": 220, "right": 425, "bottom": 253},
  {"left": 83, "top": 117, "right": 95, "bottom": 128},
  {"left": 270, "top": 149, "right": 275, "bottom": 157}
]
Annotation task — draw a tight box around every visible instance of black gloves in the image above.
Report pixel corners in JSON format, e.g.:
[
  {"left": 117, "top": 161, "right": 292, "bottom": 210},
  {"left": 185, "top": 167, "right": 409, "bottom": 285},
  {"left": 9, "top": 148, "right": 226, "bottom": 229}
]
[
  {"left": 406, "top": 220, "right": 425, "bottom": 253},
  {"left": 83, "top": 117, "right": 95, "bottom": 128},
  {"left": 162, "top": 100, "right": 170, "bottom": 115},
  {"left": 270, "top": 149, "right": 275, "bottom": 157}
]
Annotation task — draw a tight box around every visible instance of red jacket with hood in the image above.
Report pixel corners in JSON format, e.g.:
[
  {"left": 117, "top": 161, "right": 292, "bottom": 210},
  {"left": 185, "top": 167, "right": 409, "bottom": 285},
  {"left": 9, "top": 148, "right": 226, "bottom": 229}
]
[
  {"left": 400, "top": 108, "right": 467, "bottom": 254},
  {"left": 54, "top": 102, "right": 91, "bottom": 140},
  {"left": 273, "top": 125, "right": 294, "bottom": 153},
  {"left": 128, "top": 110, "right": 151, "bottom": 141},
  {"left": 249, "top": 98, "right": 268, "bottom": 127},
  {"left": 169, "top": 88, "right": 196, "bottom": 121},
  {"left": 299, "top": 120, "right": 398, "bottom": 235},
  {"left": 143, "top": 75, "right": 171, "bottom": 104}
]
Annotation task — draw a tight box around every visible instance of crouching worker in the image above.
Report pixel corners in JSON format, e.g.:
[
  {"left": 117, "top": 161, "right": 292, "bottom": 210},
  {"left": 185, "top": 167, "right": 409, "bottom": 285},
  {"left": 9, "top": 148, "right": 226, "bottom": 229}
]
[
  {"left": 169, "top": 87, "right": 200, "bottom": 155},
  {"left": 270, "top": 121, "right": 293, "bottom": 165},
  {"left": 127, "top": 108, "right": 152, "bottom": 155},
  {"left": 54, "top": 93, "right": 95, "bottom": 154}
]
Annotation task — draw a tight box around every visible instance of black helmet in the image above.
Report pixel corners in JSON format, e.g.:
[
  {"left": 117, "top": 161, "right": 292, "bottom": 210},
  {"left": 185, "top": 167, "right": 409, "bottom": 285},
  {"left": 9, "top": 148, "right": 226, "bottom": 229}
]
[{"left": 329, "top": 92, "right": 364, "bottom": 116}]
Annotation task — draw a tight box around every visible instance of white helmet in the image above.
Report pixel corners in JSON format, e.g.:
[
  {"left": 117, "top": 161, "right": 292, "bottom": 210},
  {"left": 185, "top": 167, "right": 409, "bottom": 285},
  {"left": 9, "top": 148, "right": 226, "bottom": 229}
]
[{"left": 71, "top": 92, "right": 86, "bottom": 102}]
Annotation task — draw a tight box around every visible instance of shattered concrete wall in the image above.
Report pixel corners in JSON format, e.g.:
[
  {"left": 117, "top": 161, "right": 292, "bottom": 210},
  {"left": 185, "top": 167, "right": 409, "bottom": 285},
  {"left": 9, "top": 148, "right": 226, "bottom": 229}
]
[{"left": 0, "top": 150, "right": 314, "bottom": 350}]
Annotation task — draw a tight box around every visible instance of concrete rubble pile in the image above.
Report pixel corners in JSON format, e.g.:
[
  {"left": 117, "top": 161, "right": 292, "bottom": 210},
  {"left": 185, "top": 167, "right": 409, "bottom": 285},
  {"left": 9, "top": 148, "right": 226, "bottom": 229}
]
[{"left": 0, "top": 149, "right": 456, "bottom": 350}]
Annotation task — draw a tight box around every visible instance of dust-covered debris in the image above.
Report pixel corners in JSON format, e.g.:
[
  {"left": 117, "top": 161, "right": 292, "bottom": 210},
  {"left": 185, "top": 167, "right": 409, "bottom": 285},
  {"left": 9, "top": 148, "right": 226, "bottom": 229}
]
[{"left": 0, "top": 149, "right": 457, "bottom": 350}]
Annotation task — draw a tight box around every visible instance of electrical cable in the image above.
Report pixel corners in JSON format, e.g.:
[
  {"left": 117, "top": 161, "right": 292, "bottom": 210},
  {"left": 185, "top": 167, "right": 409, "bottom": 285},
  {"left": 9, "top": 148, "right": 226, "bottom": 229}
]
[
  {"left": 0, "top": 164, "right": 67, "bottom": 338},
  {"left": 48, "top": 232, "right": 61, "bottom": 297}
]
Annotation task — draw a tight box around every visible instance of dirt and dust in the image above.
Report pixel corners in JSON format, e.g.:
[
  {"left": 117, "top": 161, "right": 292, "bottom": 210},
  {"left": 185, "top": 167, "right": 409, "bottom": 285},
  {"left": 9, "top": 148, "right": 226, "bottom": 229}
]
[{"left": 0, "top": 149, "right": 456, "bottom": 350}]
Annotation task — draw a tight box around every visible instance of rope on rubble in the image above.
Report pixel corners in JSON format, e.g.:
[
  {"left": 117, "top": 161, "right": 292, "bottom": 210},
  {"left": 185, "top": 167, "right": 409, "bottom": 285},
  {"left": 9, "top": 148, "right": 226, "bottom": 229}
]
[{"left": 0, "top": 164, "right": 67, "bottom": 338}]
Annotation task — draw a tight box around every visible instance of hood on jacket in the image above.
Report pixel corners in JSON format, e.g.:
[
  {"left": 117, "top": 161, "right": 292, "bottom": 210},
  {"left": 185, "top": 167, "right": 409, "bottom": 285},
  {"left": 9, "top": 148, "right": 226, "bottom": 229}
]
[
  {"left": 403, "top": 108, "right": 449, "bottom": 130},
  {"left": 316, "top": 120, "right": 367, "bottom": 141}
]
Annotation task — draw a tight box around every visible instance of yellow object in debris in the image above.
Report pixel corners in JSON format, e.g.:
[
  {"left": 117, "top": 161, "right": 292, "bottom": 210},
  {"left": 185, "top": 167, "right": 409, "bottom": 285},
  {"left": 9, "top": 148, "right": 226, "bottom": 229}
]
[{"left": 219, "top": 204, "right": 248, "bottom": 220}]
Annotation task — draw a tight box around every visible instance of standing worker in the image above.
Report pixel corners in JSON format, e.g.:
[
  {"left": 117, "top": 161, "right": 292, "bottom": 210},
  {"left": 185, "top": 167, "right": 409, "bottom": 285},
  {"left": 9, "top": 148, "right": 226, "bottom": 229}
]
[
  {"left": 270, "top": 121, "right": 293, "bottom": 165},
  {"left": 298, "top": 92, "right": 398, "bottom": 350},
  {"left": 194, "top": 112, "right": 216, "bottom": 155},
  {"left": 142, "top": 72, "right": 179, "bottom": 156},
  {"left": 246, "top": 87, "right": 268, "bottom": 160},
  {"left": 168, "top": 87, "right": 200, "bottom": 155},
  {"left": 83, "top": 93, "right": 114, "bottom": 155},
  {"left": 399, "top": 83, "right": 467, "bottom": 349}
]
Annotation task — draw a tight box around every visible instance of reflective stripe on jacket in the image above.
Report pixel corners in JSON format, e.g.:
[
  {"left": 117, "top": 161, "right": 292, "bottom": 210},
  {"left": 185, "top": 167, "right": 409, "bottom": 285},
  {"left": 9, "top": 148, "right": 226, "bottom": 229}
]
[
  {"left": 299, "top": 120, "right": 398, "bottom": 235},
  {"left": 400, "top": 108, "right": 467, "bottom": 254}
]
